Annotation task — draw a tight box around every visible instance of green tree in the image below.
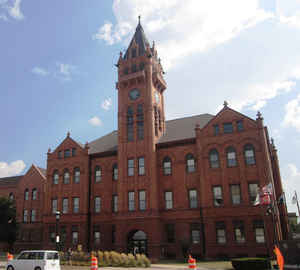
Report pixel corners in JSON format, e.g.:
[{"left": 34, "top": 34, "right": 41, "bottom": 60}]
[{"left": 0, "top": 197, "right": 18, "bottom": 248}]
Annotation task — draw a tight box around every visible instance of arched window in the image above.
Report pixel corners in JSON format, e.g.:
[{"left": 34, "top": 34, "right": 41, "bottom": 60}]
[
  {"left": 53, "top": 170, "right": 59, "bottom": 184},
  {"left": 186, "top": 153, "right": 196, "bottom": 173},
  {"left": 209, "top": 149, "right": 220, "bottom": 168},
  {"left": 63, "top": 169, "right": 70, "bottom": 184},
  {"left": 226, "top": 146, "right": 237, "bottom": 167},
  {"left": 95, "top": 166, "right": 102, "bottom": 182},
  {"left": 127, "top": 107, "right": 134, "bottom": 142},
  {"left": 163, "top": 156, "right": 172, "bottom": 175},
  {"left": 113, "top": 163, "right": 118, "bottom": 181},
  {"left": 9, "top": 192, "right": 14, "bottom": 201},
  {"left": 32, "top": 188, "right": 37, "bottom": 200},
  {"left": 24, "top": 189, "right": 29, "bottom": 200},
  {"left": 74, "top": 167, "right": 80, "bottom": 183},
  {"left": 244, "top": 144, "right": 256, "bottom": 165},
  {"left": 137, "top": 104, "right": 144, "bottom": 140}
]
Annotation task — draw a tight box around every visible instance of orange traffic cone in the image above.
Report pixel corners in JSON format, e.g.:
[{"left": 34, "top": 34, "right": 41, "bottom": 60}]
[
  {"left": 91, "top": 255, "right": 98, "bottom": 270},
  {"left": 7, "top": 253, "right": 13, "bottom": 261},
  {"left": 188, "top": 255, "right": 196, "bottom": 269}
]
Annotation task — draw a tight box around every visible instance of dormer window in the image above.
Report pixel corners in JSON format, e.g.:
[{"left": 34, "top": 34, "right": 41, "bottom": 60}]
[
  {"left": 237, "top": 120, "right": 244, "bottom": 131},
  {"left": 58, "top": 151, "right": 62, "bottom": 159},
  {"left": 72, "top": 148, "right": 76, "bottom": 156},
  {"left": 64, "top": 149, "right": 70, "bottom": 158},
  {"left": 213, "top": 124, "right": 220, "bottom": 136}
]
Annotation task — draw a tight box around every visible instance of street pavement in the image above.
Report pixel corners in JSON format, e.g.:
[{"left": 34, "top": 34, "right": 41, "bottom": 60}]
[{"left": 0, "top": 261, "right": 226, "bottom": 270}]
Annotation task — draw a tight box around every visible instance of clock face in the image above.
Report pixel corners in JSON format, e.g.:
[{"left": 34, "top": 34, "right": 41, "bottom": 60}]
[
  {"left": 129, "top": 89, "right": 140, "bottom": 100},
  {"left": 155, "top": 91, "right": 160, "bottom": 104}
]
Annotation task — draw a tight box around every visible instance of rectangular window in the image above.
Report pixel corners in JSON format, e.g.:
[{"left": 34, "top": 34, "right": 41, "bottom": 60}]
[
  {"left": 113, "top": 165, "right": 118, "bottom": 180},
  {"left": 139, "top": 190, "right": 146, "bottom": 210},
  {"left": 165, "top": 191, "right": 173, "bottom": 210},
  {"left": 231, "top": 184, "right": 241, "bottom": 205},
  {"left": 31, "top": 209, "right": 36, "bottom": 222},
  {"left": 213, "top": 186, "right": 223, "bottom": 206},
  {"left": 189, "top": 189, "right": 198, "bottom": 209},
  {"left": 95, "top": 197, "right": 101, "bottom": 213},
  {"left": 128, "top": 159, "right": 134, "bottom": 176},
  {"left": 72, "top": 229, "right": 78, "bottom": 245},
  {"left": 128, "top": 191, "right": 135, "bottom": 211},
  {"left": 52, "top": 199, "right": 58, "bottom": 214},
  {"left": 73, "top": 197, "right": 79, "bottom": 213},
  {"left": 127, "top": 125, "right": 134, "bottom": 142},
  {"left": 223, "top": 122, "right": 233, "bottom": 133},
  {"left": 233, "top": 221, "right": 245, "bottom": 243},
  {"left": 253, "top": 220, "right": 265, "bottom": 243},
  {"left": 112, "top": 195, "right": 118, "bottom": 213},
  {"left": 216, "top": 222, "right": 226, "bottom": 244},
  {"left": 249, "top": 183, "right": 258, "bottom": 204},
  {"left": 138, "top": 157, "right": 145, "bottom": 175},
  {"left": 165, "top": 224, "right": 175, "bottom": 243},
  {"left": 72, "top": 148, "right": 76, "bottom": 156},
  {"left": 62, "top": 198, "right": 68, "bottom": 214},
  {"left": 191, "top": 223, "right": 201, "bottom": 244},
  {"left": 94, "top": 231, "right": 101, "bottom": 245},
  {"left": 213, "top": 124, "right": 220, "bottom": 135},
  {"left": 237, "top": 120, "right": 244, "bottom": 131},
  {"left": 64, "top": 149, "right": 70, "bottom": 158},
  {"left": 23, "top": 209, "right": 28, "bottom": 222},
  {"left": 58, "top": 151, "right": 62, "bottom": 159}
]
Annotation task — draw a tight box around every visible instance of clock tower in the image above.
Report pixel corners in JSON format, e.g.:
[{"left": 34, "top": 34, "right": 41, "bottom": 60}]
[{"left": 115, "top": 17, "right": 167, "bottom": 255}]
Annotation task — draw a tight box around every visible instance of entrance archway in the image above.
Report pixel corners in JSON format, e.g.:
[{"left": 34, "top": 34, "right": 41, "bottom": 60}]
[{"left": 127, "top": 230, "right": 147, "bottom": 255}]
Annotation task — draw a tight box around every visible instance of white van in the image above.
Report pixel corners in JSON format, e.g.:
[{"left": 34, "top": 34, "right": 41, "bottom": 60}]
[{"left": 6, "top": 250, "right": 60, "bottom": 270}]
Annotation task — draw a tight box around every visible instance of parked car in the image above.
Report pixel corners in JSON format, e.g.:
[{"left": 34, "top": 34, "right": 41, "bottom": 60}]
[{"left": 6, "top": 250, "right": 60, "bottom": 270}]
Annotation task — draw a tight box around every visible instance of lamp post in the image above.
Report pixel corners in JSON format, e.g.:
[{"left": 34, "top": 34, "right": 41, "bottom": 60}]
[{"left": 55, "top": 211, "right": 61, "bottom": 251}]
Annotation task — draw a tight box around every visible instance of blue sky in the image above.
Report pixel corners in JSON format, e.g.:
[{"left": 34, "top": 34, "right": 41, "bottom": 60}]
[{"left": 0, "top": 0, "right": 300, "bottom": 214}]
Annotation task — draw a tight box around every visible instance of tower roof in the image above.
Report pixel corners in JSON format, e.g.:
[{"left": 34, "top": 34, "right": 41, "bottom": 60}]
[{"left": 124, "top": 17, "right": 150, "bottom": 59}]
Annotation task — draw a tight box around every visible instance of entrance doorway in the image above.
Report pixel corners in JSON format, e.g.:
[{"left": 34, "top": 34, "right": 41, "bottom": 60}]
[{"left": 127, "top": 230, "right": 147, "bottom": 255}]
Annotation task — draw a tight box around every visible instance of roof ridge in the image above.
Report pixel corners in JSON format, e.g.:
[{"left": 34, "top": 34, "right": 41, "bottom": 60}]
[{"left": 165, "top": 113, "right": 214, "bottom": 123}]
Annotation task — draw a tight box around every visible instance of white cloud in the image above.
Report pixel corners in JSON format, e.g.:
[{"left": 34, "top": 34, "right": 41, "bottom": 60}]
[
  {"left": 94, "top": 0, "right": 273, "bottom": 69},
  {"left": 281, "top": 163, "right": 300, "bottom": 214},
  {"left": 8, "top": 0, "right": 23, "bottom": 20},
  {"left": 283, "top": 93, "right": 300, "bottom": 132},
  {"left": 0, "top": 0, "right": 24, "bottom": 21},
  {"left": 101, "top": 98, "right": 112, "bottom": 110},
  {"left": 88, "top": 116, "right": 102, "bottom": 126},
  {"left": 55, "top": 62, "right": 77, "bottom": 81},
  {"left": 0, "top": 160, "right": 26, "bottom": 177},
  {"left": 31, "top": 67, "right": 49, "bottom": 76}
]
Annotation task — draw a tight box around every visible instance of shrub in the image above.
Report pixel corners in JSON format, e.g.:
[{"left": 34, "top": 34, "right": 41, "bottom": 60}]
[
  {"left": 128, "top": 253, "right": 137, "bottom": 267},
  {"left": 231, "top": 257, "right": 271, "bottom": 270},
  {"left": 110, "top": 251, "right": 122, "bottom": 266},
  {"left": 120, "top": 253, "right": 129, "bottom": 267},
  {"left": 141, "top": 254, "right": 151, "bottom": 267},
  {"left": 103, "top": 251, "right": 111, "bottom": 266}
]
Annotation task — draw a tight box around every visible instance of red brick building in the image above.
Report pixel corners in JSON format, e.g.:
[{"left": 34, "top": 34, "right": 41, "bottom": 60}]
[{"left": 0, "top": 21, "right": 289, "bottom": 259}]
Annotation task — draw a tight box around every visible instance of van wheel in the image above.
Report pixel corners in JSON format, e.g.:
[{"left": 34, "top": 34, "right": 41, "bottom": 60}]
[
  {"left": 7, "top": 266, "right": 14, "bottom": 270},
  {"left": 34, "top": 268, "right": 41, "bottom": 270}
]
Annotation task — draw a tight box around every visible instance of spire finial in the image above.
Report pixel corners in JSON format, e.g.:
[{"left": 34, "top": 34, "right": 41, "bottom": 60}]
[
  {"left": 138, "top": 15, "right": 141, "bottom": 24},
  {"left": 67, "top": 131, "right": 70, "bottom": 137},
  {"left": 223, "top": 100, "right": 228, "bottom": 108},
  {"left": 256, "top": 111, "right": 262, "bottom": 119}
]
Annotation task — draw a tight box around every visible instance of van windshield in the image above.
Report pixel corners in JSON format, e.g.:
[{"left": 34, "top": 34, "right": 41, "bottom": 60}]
[{"left": 47, "top": 252, "right": 59, "bottom": 260}]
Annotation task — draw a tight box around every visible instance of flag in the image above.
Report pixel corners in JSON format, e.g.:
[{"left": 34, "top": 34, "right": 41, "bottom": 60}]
[
  {"left": 292, "top": 193, "right": 297, "bottom": 205},
  {"left": 253, "top": 189, "right": 271, "bottom": 206},
  {"left": 274, "top": 245, "right": 284, "bottom": 270}
]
